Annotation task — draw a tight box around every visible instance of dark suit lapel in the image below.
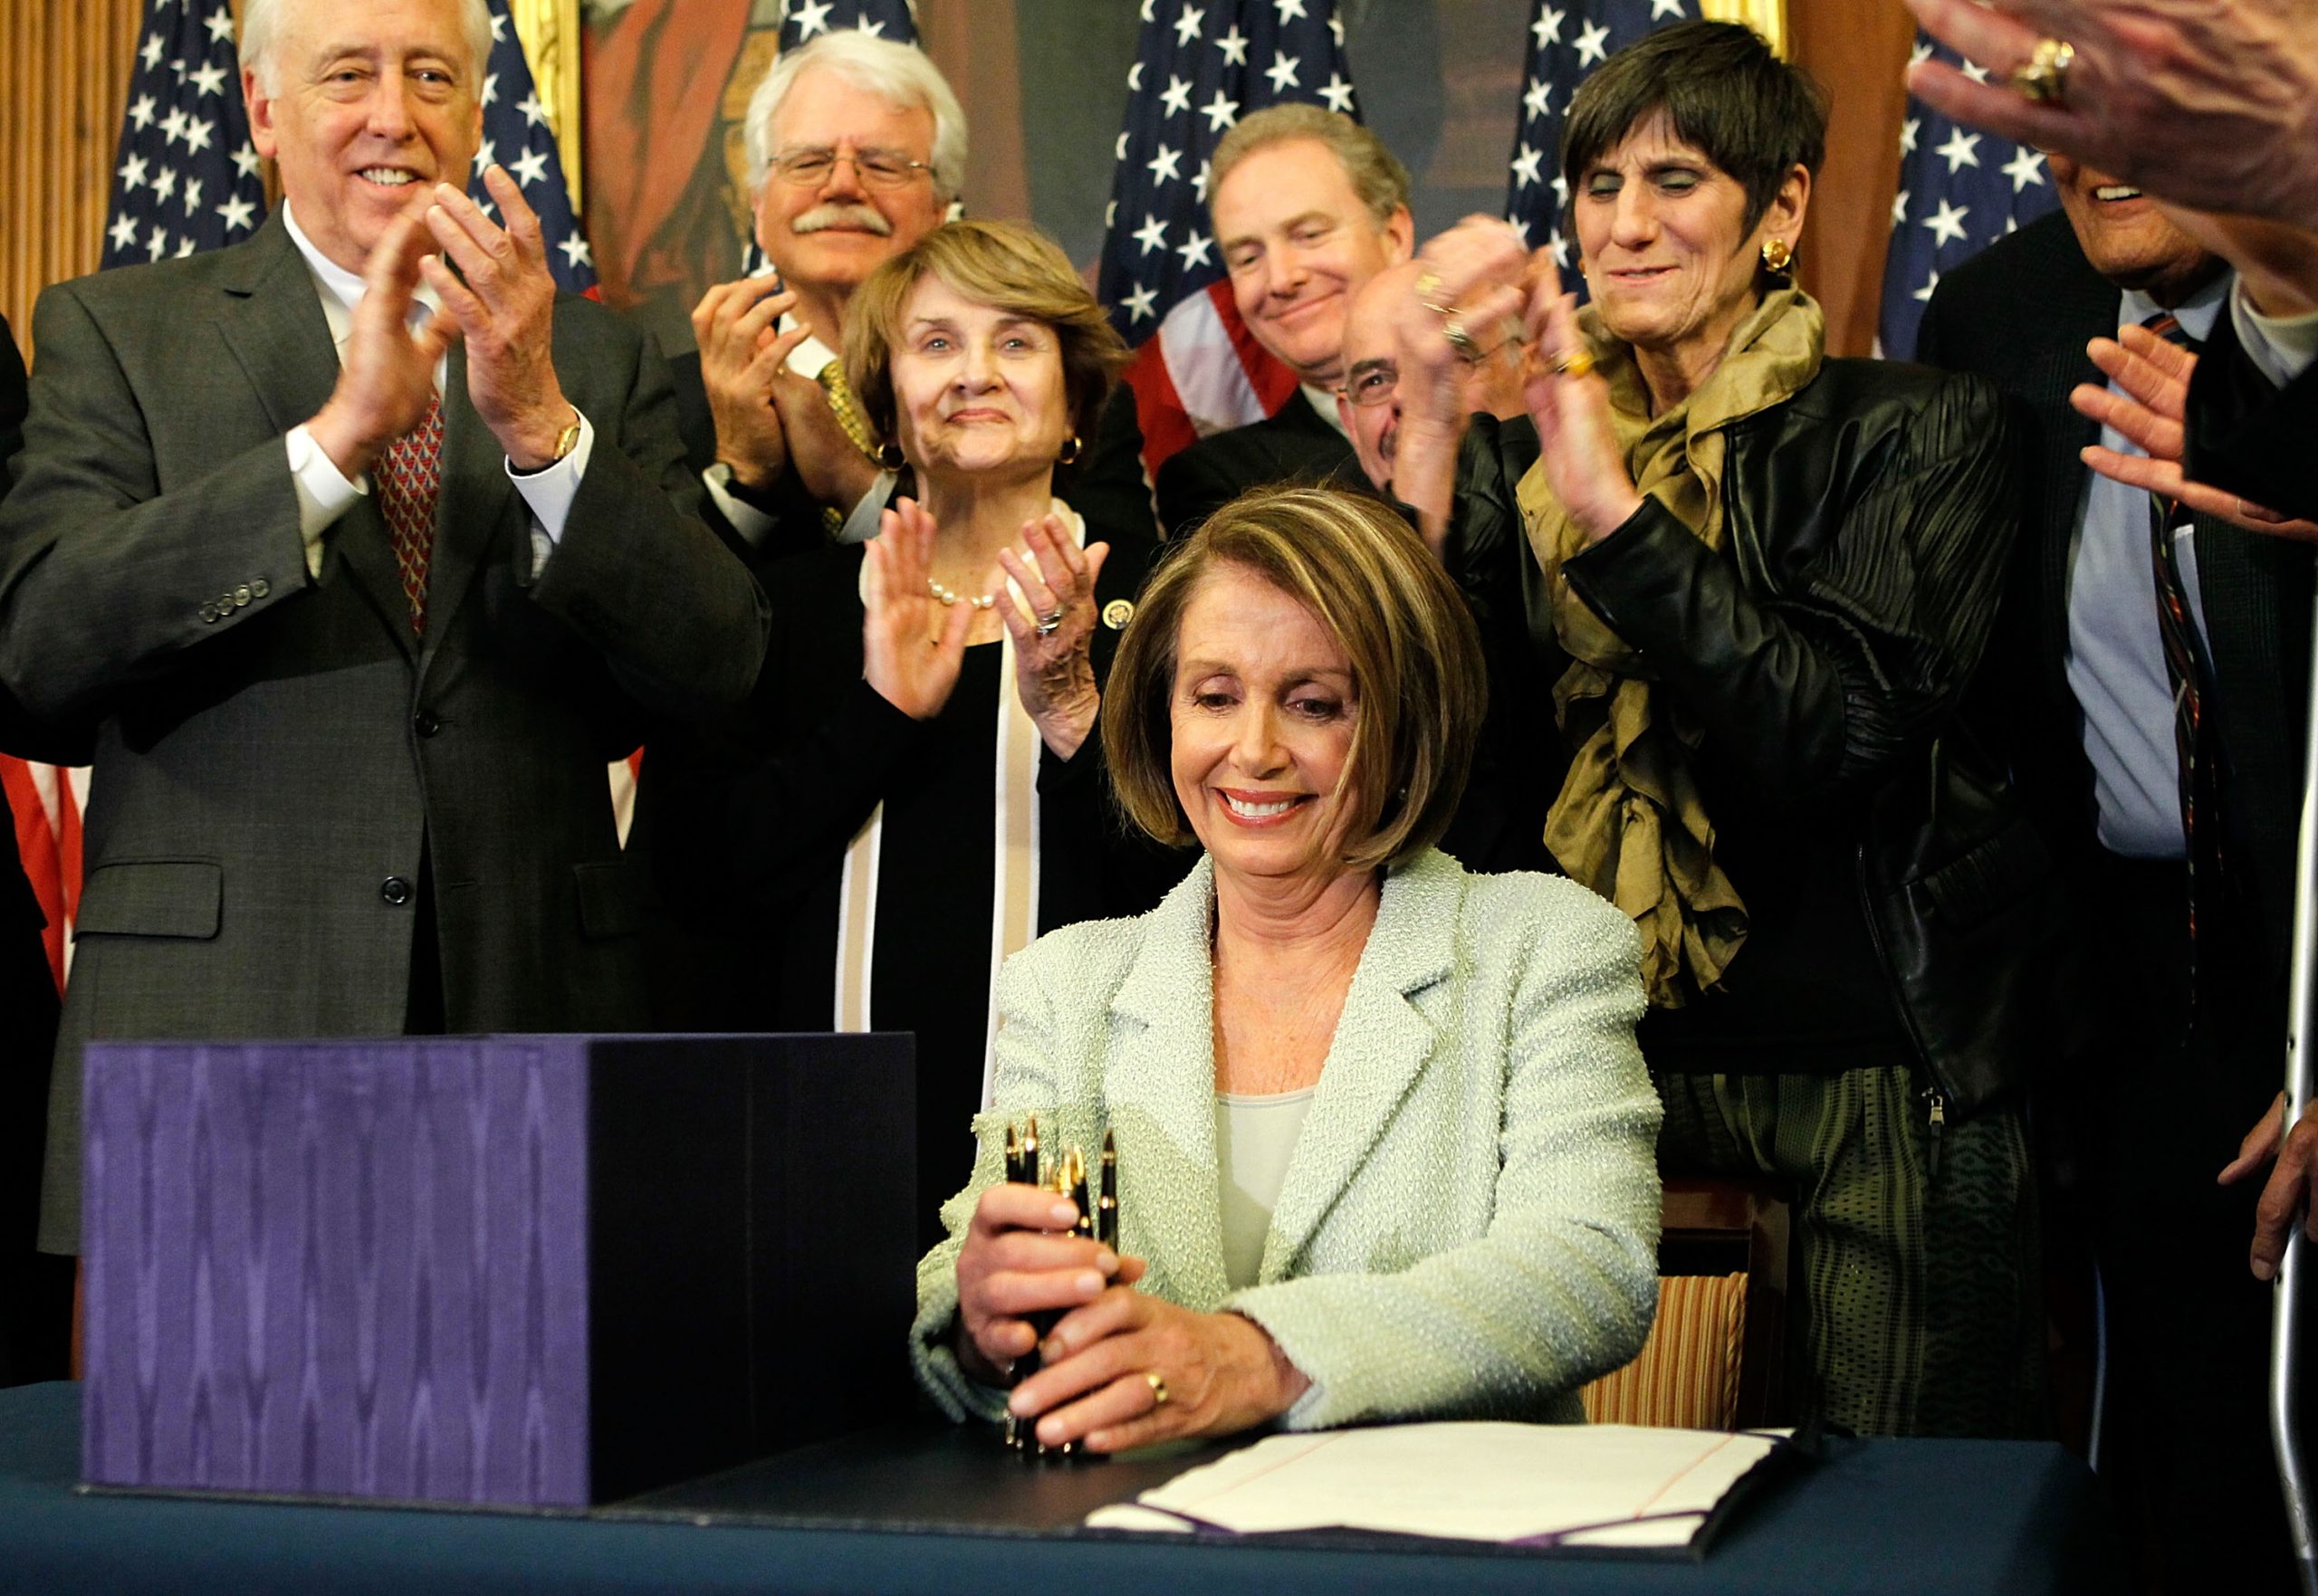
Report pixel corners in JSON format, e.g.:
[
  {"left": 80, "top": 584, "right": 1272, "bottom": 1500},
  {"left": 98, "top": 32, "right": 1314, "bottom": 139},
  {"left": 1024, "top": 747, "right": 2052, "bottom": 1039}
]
[
  {"left": 417, "top": 347, "right": 516, "bottom": 663},
  {"left": 215, "top": 215, "right": 417, "bottom": 662},
  {"left": 1267, "top": 387, "right": 1343, "bottom": 443}
]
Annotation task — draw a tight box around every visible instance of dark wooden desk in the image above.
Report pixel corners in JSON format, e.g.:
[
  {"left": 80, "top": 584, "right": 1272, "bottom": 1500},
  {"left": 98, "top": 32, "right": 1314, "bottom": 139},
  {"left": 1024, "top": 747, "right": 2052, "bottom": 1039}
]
[{"left": 0, "top": 1381, "right": 2122, "bottom": 1595}]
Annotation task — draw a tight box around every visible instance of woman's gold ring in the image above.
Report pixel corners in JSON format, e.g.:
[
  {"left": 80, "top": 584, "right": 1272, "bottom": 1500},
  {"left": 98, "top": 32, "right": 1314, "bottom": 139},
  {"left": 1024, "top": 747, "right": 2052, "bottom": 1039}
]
[
  {"left": 2010, "top": 37, "right": 2074, "bottom": 106},
  {"left": 1414, "top": 268, "right": 1453, "bottom": 317},
  {"left": 1552, "top": 349, "right": 1596, "bottom": 380},
  {"left": 1145, "top": 1371, "right": 1170, "bottom": 1409}
]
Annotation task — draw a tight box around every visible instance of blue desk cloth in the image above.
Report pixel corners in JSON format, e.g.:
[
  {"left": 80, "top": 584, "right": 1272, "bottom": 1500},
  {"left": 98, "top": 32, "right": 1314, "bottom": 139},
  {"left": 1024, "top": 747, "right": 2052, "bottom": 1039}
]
[{"left": 0, "top": 1382, "right": 2120, "bottom": 1595}]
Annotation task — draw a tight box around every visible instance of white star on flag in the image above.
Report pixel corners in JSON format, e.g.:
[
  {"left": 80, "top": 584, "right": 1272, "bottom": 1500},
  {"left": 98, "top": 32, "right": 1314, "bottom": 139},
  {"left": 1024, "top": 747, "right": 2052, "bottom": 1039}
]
[
  {"left": 1934, "top": 127, "right": 1981, "bottom": 174},
  {"left": 1999, "top": 146, "right": 2046, "bottom": 193},
  {"left": 1216, "top": 24, "right": 1249, "bottom": 64},
  {"left": 1319, "top": 73, "right": 1354, "bottom": 112},
  {"left": 1134, "top": 215, "right": 1169, "bottom": 255},
  {"left": 1147, "top": 143, "right": 1183, "bottom": 185},
  {"left": 1161, "top": 74, "right": 1193, "bottom": 115},
  {"left": 1922, "top": 196, "right": 1971, "bottom": 246},
  {"left": 1574, "top": 21, "right": 1610, "bottom": 66},
  {"left": 1174, "top": 231, "right": 1213, "bottom": 269},
  {"left": 1201, "top": 90, "right": 1239, "bottom": 131},
  {"left": 1511, "top": 143, "right": 1543, "bottom": 189},
  {"left": 1264, "top": 52, "right": 1300, "bottom": 92},
  {"left": 1174, "top": 5, "right": 1206, "bottom": 45}
]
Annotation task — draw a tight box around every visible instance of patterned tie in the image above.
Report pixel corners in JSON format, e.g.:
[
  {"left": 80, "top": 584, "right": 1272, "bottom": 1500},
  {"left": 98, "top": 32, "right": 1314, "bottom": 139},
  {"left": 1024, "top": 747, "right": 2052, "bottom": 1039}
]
[
  {"left": 2141, "top": 311, "right": 2220, "bottom": 990},
  {"left": 376, "top": 397, "right": 444, "bottom": 635}
]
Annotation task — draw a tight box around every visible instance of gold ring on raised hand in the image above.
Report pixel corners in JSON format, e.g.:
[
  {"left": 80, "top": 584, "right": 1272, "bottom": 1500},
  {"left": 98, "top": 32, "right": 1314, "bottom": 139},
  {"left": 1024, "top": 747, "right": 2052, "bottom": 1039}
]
[
  {"left": 1145, "top": 1371, "right": 1170, "bottom": 1409},
  {"left": 2010, "top": 37, "right": 2074, "bottom": 106},
  {"left": 1414, "top": 269, "right": 1453, "bottom": 316},
  {"left": 1553, "top": 349, "right": 1596, "bottom": 380}
]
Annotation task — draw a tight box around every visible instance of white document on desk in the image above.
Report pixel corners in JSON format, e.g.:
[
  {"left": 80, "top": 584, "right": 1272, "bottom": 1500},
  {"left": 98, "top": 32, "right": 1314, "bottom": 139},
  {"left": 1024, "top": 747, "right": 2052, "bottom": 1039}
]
[{"left": 1085, "top": 1423, "right": 1786, "bottom": 1551}]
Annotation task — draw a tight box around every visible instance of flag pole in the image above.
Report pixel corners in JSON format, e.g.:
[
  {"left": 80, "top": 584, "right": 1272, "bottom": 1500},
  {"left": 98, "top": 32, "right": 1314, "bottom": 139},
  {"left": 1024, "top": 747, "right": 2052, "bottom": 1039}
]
[{"left": 2278, "top": 568, "right": 2318, "bottom": 1596}]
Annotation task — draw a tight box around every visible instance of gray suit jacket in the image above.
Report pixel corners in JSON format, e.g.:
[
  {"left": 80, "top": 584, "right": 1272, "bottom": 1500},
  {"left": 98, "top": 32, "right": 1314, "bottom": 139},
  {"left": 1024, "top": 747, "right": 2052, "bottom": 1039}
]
[
  {"left": 0, "top": 215, "right": 770, "bottom": 1250},
  {"left": 912, "top": 850, "right": 1661, "bottom": 1430}
]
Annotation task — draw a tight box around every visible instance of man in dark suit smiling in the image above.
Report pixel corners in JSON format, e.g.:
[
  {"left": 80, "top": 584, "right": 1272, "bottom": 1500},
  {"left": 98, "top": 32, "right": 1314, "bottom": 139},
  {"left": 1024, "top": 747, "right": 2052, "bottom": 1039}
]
[
  {"left": 1919, "top": 157, "right": 2307, "bottom": 1591},
  {"left": 1152, "top": 106, "right": 1413, "bottom": 539},
  {"left": 0, "top": 0, "right": 767, "bottom": 1260}
]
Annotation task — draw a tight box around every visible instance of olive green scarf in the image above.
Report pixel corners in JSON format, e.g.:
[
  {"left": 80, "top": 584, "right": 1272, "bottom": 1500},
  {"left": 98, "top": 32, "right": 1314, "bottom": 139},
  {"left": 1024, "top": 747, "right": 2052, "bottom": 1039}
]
[{"left": 1517, "top": 286, "right": 1825, "bottom": 1008}]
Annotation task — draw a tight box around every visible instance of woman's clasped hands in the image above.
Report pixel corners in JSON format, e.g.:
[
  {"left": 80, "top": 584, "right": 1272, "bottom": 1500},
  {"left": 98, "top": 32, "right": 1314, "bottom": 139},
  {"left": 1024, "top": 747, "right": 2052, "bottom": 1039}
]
[
  {"left": 1390, "top": 215, "right": 1643, "bottom": 541},
  {"left": 861, "top": 497, "right": 1110, "bottom": 758},
  {"left": 954, "top": 1182, "right": 1307, "bottom": 1453}
]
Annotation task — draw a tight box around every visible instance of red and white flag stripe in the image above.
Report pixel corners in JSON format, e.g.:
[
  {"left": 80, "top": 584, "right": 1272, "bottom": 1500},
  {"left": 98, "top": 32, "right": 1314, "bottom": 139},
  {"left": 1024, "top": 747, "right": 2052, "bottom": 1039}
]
[
  {"left": 1123, "top": 282, "right": 1302, "bottom": 481},
  {"left": 3, "top": 755, "right": 83, "bottom": 993}
]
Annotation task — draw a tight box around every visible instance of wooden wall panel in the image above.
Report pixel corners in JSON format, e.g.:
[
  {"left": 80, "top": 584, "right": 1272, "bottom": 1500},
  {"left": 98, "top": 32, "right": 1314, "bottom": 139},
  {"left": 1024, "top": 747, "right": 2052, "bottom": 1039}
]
[
  {"left": 0, "top": 0, "right": 146, "bottom": 358},
  {"left": 1789, "top": 0, "right": 1919, "bottom": 358}
]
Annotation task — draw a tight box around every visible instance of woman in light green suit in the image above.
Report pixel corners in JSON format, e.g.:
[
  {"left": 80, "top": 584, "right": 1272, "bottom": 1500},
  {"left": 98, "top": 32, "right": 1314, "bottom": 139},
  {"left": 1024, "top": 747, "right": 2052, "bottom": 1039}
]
[{"left": 912, "top": 487, "right": 1661, "bottom": 1451}]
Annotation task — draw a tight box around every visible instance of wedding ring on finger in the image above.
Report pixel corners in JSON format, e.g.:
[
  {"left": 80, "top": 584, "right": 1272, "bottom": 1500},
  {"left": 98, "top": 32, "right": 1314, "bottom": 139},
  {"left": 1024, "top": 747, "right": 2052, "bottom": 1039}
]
[
  {"left": 1551, "top": 349, "right": 1596, "bottom": 380},
  {"left": 1034, "top": 605, "right": 1066, "bottom": 636},
  {"left": 2009, "top": 37, "right": 2074, "bottom": 106},
  {"left": 1145, "top": 1371, "right": 1170, "bottom": 1410},
  {"left": 1414, "top": 268, "right": 1452, "bottom": 317}
]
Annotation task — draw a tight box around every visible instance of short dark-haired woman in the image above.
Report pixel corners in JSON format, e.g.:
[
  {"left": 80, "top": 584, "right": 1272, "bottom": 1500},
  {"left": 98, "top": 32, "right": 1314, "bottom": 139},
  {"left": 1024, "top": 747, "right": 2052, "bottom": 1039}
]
[{"left": 1390, "top": 21, "right": 2054, "bottom": 1438}]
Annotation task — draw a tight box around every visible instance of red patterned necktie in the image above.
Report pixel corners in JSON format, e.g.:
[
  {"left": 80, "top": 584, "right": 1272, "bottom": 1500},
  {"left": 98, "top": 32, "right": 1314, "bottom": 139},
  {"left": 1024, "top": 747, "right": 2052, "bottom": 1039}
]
[{"left": 376, "top": 397, "right": 444, "bottom": 635}]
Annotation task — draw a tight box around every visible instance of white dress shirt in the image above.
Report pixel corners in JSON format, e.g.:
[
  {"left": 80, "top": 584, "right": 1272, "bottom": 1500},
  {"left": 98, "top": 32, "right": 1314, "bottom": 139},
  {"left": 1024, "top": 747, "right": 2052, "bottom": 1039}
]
[
  {"left": 278, "top": 200, "right": 593, "bottom": 581},
  {"left": 2229, "top": 278, "right": 2318, "bottom": 389}
]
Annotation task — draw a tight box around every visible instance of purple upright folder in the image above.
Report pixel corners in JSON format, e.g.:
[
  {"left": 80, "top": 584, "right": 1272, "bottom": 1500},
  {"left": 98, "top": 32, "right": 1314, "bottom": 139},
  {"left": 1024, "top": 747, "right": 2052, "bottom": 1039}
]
[{"left": 80, "top": 1034, "right": 916, "bottom": 1509}]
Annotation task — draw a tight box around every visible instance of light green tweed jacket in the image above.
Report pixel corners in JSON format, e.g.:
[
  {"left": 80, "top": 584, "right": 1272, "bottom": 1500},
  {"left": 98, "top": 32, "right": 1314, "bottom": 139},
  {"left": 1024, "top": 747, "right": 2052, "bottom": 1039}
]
[{"left": 911, "top": 847, "right": 1662, "bottom": 1431}]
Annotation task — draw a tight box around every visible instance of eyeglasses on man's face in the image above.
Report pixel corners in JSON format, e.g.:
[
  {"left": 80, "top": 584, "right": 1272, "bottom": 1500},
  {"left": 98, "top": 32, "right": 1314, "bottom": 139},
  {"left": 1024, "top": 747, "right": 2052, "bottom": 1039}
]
[
  {"left": 769, "top": 147, "right": 935, "bottom": 190},
  {"left": 1338, "top": 362, "right": 1399, "bottom": 407}
]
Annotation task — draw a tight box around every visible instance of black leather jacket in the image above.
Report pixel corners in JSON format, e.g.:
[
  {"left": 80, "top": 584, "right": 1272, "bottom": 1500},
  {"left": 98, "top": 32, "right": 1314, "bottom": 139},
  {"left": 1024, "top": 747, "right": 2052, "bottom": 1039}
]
[{"left": 1444, "top": 358, "right": 2061, "bottom": 1116}]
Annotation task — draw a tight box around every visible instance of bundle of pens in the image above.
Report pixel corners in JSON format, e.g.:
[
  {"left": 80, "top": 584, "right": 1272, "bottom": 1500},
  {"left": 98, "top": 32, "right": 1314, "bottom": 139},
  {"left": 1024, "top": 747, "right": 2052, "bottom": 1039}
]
[{"left": 1001, "top": 1115, "right": 1117, "bottom": 1462}]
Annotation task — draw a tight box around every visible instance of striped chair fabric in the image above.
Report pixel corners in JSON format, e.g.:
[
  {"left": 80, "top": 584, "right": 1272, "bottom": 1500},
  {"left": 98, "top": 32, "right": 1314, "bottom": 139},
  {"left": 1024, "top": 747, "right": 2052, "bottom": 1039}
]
[{"left": 1580, "top": 1272, "right": 1748, "bottom": 1430}]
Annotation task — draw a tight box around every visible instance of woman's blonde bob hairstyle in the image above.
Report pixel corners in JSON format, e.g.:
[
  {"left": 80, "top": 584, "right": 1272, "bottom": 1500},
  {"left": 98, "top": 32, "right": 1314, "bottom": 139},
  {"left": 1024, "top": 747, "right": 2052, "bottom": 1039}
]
[
  {"left": 843, "top": 219, "right": 1129, "bottom": 454},
  {"left": 1102, "top": 486, "right": 1488, "bottom": 876}
]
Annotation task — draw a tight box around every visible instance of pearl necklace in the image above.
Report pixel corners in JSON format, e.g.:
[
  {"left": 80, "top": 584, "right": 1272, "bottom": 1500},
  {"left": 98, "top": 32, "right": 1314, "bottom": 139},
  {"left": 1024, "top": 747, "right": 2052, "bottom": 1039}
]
[{"left": 926, "top": 576, "right": 998, "bottom": 610}]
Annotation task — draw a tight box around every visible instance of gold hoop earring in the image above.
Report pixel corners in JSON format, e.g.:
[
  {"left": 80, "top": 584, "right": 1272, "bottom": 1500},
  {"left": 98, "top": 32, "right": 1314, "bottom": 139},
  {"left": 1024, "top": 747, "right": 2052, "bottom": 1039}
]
[
  {"left": 1760, "top": 237, "right": 1794, "bottom": 275},
  {"left": 876, "top": 441, "right": 905, "bottom": 472},
  {"left": 1056, "top": 434, "right": 1084, "bottom": 467}
]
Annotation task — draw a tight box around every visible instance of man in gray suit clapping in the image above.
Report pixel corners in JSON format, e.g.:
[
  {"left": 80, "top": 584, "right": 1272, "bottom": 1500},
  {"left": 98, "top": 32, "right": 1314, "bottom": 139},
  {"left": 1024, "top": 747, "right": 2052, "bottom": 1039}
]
[{"left": 0, "top": 0, "right": 769, "bottom": 1258}]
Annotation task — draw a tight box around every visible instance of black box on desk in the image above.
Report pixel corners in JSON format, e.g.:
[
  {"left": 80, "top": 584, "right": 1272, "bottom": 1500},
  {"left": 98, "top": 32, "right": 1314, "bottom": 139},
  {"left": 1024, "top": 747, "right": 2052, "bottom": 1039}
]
[{"left": 80, "top": 1033, "right": 917, "bottom": 1509}]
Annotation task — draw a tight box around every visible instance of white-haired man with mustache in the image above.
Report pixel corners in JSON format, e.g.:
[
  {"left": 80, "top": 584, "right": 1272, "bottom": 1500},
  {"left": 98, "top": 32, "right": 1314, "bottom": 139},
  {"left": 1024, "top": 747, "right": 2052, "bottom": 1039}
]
[{"left": 683, "top": 31, "right": 960, "bottom": 553}]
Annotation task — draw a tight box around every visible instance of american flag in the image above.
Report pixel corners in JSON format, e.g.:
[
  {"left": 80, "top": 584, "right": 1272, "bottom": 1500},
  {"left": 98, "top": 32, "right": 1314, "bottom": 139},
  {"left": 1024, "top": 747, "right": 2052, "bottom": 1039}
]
[
  {"left": 1096, "top": 0, "right": 1361, "bottom": 476},
  {"left": 1503, "top": 0, "right": 1692, "bottom": 292},
  {"left": 781, "top": 0, "right": 918, "bottom": 47},
  {"left": 100, "top": 0, "right": 266, "bottom": 268},
  {"left": 473, "top": 0, "right": 596, "bottom": 294},
  {"left": 1881, "top": 33, "right": 2060, "bottom": 358}
]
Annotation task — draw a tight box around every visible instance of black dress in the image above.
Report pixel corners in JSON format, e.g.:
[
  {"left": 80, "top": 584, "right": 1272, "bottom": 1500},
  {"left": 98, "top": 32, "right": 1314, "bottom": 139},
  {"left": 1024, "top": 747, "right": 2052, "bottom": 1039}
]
[{"left": 638, "top": 516, "right": 1184, "bottom": 1246}]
